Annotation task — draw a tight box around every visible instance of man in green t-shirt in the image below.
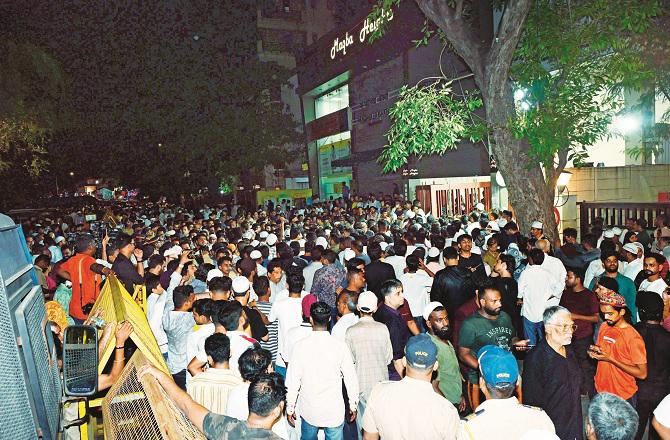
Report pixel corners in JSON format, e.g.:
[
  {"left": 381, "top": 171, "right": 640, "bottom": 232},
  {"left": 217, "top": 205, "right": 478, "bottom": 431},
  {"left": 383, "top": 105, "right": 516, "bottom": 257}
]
[
  {"left": 424, "top": 301, "right": 466, "bottom": 412},
  {"left": 587, "top": 249, "right": 638, "bottom": 324},
  {"left": 458, "top": 283, "right": 529, "bottom": 408}
]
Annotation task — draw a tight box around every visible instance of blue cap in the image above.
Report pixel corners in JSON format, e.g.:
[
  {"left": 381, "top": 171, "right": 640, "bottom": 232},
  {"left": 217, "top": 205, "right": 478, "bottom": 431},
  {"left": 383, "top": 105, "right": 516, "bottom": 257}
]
[
  {"left": 405, "top": 334, "right": 437, "bottom": 369},
  {"left": 477, "top": 345, "right": 518, "bottom": 385}
]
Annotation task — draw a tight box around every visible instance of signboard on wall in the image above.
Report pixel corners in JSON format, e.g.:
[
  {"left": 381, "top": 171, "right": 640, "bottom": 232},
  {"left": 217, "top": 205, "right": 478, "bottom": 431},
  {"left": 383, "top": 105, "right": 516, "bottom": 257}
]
[
  {"left": 319, "top": 139, "right": 351, "bottom": 176},
  {"left": 305, "top": 107, "right": 349, "bottom": 142}
]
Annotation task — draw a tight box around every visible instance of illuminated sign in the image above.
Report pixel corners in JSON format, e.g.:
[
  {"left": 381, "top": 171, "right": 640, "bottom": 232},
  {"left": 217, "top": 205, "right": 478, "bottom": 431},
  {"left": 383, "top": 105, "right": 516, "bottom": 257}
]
[{"left": 329, "top": 8, "right": 394, "bottom": 60}]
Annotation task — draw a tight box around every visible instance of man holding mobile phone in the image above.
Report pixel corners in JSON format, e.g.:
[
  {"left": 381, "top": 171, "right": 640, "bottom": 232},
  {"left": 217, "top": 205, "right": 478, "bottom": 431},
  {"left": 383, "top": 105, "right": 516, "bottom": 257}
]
[{"left": 589, "top": 287, "right": 647, "bottom": 408}]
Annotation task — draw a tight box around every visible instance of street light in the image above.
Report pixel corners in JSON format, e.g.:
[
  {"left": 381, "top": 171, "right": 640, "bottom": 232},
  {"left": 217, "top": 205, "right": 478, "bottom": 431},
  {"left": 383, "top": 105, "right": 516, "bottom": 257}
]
[
  {"left": 556, "top": 170, "right": 572, "bottom": 193},
  {"left": 69, "top": 171, "right": 74, "bottom": 177}
]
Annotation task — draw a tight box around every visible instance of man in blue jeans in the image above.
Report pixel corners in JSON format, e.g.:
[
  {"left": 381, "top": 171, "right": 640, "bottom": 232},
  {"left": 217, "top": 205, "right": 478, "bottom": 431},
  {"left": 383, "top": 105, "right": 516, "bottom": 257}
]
[{"left": 286, "top": 302, "right": 359, "bottom": 440}]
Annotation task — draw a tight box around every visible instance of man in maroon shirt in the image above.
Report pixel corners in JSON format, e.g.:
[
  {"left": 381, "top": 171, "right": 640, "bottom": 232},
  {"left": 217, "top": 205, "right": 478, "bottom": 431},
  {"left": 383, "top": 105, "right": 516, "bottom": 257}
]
[{"left": 559, "top": 266, "right": 599, "bottom": 397}]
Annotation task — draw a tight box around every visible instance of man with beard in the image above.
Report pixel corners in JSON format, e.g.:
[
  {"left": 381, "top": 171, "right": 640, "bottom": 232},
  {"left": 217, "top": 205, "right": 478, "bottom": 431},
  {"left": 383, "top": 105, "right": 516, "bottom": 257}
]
[
  {"left": 559, "top": 267, "right": 599, "bottom": 397},
  {"left": 588, "top": 249, "right": 638, "bottom": 324},
  {"left": 424, "top": 302, "right": 465, "bottom": 412},
  {"left": 523, "top": 306, "right": 583, "bottom": 440},
  {"left": 589, "top": 287, "right": 647, "bottom": 406},
  {"left": 639, "top": 253, "right": 668, "bottom": 296},
  {"left": 458, "top": 282, "right": 528, "bottom": 409}
]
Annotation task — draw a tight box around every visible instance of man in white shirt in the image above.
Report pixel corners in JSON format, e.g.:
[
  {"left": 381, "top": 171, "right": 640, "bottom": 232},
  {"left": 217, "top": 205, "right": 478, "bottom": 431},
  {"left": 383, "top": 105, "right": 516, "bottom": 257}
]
[
  {"left": 270, "top": 272, "right": 306, "bottom": 377},
  {"left": 331, "top": 291, "right": 359, "bottom": 341},
  {"left": 286, "top": 301, "right": 359, "bottom": 440},
  {"left": 188, "top": 300, "right": 256, "bottom": 377},
  {"left": 385, "top": 241, "right": 408, "bottom": 279},
  {"left": 639, "top": 253, "right": 668, "bottom": 296},
  {"left": 267, "top": 259, "right": 287, "bottom": 303},
  {"left": 398, "top": 254, "right": 433, "bottom": 329},
  {"left": 362, "top": 334, "right": 460, "bottom": 440},
  {"left": 302, "top": 246, "right": 324, "bottom": 293},
  {"left": 186, "top": 299, "right": 216, "bottom": 382},
  {"left": 536, "top": 239, "right": 566, "bottom": 306},
  {"left": 621, "top": 242, "right": 644, "bottom": 281},
  {"left": 518, "top": 249, "right": 558, "bottom": 346},
  {"left": 145, "top": 275, "right": 169, "bottom": 358}
]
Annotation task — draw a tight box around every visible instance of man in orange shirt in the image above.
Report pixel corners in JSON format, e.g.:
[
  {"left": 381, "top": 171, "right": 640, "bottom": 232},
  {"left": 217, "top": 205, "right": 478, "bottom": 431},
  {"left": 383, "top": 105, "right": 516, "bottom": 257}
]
[
  {"left": 589, "top": 285, "right": 647, "bottom": 408},
  {"left": 58, "top": 235, "right": 111, "bottom": 323}
]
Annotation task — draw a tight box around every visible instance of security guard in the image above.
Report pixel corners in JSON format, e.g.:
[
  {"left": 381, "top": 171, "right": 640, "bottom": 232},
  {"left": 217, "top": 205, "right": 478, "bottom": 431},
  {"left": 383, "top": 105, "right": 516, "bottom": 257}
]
[{"left": 459, "top": 345, "right": 556, "bottom": 440}]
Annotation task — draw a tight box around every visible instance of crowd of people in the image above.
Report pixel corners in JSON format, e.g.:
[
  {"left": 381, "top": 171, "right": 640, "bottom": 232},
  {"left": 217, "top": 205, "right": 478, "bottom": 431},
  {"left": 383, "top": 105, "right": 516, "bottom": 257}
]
[{"left": 20, "top": 194, "right": 670, "bottom": 439}]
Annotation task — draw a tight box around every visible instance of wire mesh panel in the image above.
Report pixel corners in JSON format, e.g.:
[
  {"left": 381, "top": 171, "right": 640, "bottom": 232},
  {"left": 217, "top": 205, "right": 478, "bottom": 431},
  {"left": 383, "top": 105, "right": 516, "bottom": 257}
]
[
  {"left": 63, "top": 341, "right": 98, "bottom": 396},
  {"left": 103, "top": 351, "right": 206, "bottom": 440},
  {"left": 15, "top": 284, "right": 63, "bottom": 440},
  {"left": 0, "top": 274, "right": 37, "bottom": 440}
]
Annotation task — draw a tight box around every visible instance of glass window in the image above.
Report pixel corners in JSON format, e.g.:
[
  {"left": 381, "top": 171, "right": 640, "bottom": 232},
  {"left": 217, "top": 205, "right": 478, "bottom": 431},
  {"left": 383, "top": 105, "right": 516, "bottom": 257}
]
[{"left": 315, "top": 84, "right": 349, "bottom": 119}]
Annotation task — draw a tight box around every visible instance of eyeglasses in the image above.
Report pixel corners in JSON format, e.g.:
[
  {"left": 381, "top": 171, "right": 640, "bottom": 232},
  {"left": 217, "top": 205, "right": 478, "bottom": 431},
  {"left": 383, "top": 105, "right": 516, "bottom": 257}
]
[{"left": 547, "top": 323, "right": 578, "bottom": 332}]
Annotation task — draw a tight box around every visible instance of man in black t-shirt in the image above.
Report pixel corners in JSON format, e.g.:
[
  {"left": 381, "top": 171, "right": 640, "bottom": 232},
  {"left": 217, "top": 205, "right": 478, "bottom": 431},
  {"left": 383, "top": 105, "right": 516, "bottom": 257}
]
[
  {"left": 634, "top": 291, "right": 670, "bottom": 439},
  {"left": 457, "top": 234, "right": 486, "bottom": 280}
]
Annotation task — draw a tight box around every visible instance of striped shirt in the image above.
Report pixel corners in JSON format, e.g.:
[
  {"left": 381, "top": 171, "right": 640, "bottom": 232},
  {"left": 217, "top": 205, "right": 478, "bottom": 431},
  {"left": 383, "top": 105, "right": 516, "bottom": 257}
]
[{"left": 256, "top": 301, "right": 278, "bottom": 361}]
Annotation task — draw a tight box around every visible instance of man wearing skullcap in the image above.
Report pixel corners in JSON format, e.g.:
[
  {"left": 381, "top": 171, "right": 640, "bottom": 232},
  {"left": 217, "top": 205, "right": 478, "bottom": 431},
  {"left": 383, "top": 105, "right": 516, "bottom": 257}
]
[{"left": 589, "top": 285, "right": 647, "bottom": 406}]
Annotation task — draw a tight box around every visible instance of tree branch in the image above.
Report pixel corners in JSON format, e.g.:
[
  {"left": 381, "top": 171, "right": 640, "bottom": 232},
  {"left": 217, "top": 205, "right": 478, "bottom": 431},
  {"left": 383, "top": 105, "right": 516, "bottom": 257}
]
[
  {"left": 415, "top": 0, "right": 485, "bottom": 87},
  {"left": 549, "top": 148, "right": 569, "bottom": 188}
]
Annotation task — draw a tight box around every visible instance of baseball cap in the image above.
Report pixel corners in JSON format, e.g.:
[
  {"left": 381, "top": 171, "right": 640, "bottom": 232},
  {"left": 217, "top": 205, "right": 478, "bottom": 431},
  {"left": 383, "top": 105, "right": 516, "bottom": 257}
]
[
  {"left": 531, "top": 221, "right": 543, "bottom": 229},
  {"left": 357, "top": 291, "right": 378, "bottom": 313},
  {"left": 422, "top": 301, "right": 444, "bottom": 321},
  {"left": 231, "top": 276, "right": 250, "bottom": 295},
  {"left": 404, "top": 334, "right": 438, "bottom": 369},
  {"left": 477, "top": 345, "right": 519, "bottom": 386},
  {"left": 250, "top": 250, "right": 262, "bottom": 259},
  {"left": 427, "top": 247, "right": 440, "bottom": 258},
  {"left": 622, "top": 243, "right": 639, "bottom": 255},
  {"left": 266, "top": 233, "right": 278, "bottom": 246}
]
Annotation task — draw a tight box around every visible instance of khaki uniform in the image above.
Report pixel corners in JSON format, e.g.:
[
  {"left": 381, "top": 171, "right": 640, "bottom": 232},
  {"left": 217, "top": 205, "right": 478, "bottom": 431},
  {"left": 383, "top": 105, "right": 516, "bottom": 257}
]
[{"left": 458, "top": 397, "right": 555, "bottom": 440}]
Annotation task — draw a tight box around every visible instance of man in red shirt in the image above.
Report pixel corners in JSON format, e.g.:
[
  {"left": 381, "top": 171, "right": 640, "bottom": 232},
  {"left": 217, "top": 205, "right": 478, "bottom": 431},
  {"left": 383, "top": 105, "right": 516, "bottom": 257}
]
[
  {"left": 57, "top": 235, "right": 110, "bottom": 323},
  {"left": 589, "top": 286, "right": 647, "bottom": 407}
]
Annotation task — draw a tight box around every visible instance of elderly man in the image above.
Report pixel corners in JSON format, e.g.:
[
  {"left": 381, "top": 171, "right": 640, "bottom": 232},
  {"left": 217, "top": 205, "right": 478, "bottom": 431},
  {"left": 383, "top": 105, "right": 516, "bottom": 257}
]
[
  {"left": 523, "top": 306, "right": 583, "bottom": 440},
  {"left": 586, "top": 393, "right": 639, "bottom": 440}
]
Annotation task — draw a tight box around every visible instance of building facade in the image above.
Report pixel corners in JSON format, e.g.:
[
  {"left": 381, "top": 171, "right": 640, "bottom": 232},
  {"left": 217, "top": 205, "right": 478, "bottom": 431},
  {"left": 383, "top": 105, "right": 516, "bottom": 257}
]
[{"left": 296, "top": 2, "right": 492, "bottom": 202}]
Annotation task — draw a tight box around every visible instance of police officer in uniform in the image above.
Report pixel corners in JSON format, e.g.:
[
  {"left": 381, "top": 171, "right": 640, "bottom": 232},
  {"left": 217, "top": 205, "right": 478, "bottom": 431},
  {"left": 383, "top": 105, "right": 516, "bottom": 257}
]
[{"left": 459, "top": 345, "right": 556, "bottom": 440}]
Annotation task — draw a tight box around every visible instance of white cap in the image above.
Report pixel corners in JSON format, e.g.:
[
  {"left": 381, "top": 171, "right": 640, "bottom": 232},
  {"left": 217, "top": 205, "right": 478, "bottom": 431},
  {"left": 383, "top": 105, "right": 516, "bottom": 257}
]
[
  {"left": 476, "top": 203, "right": 485, "bottom": 211},
  {"left": 250, "top": 250, "right": 262, "bottom": 259},
  {"left": 486, "top": 221, "right": 500, "bottom": 232},
  {"left": 55, "top": 236, "right": 66, "bottom": 244},
  {"left": 315, "top": 236, "right": 328, "bottom": 248},
  {"left": 531, "top": 221, "right": 543, "bottom": 229},
  {"left": 266, "top": 233, "right": 278, "bottom": 246},
  {"left": 612, "top": 227, "right": 622, "bottom": 236},
  {"left": 232, "top": 276, "right": 251, "bottom": 294},
  {"left": 242, "top": 230, "right": 254, "bottom": 240},
  {"left": 163, "top": 245, "right": 182, "bottom": 258},
  {"left": 622, "top": 243, "right": 639, "bottom": 255},
  {"left": 166, "top": 230, "right": 176, "bottom": 237},
  {"left": 428, "top": 247, "right": 441, "bottom": 258},
  {"left": 259, "top": 231, "right": 269, "bottom": 239},
  {"left": 603, "top": 230, "right": 615, "bottom": 239},
  {"left": 250, "top": 240, "right": 259, "bottom": 247},
  {"left": 379, "top": 242, "right": 389, "bottom": 252},
  {"left": 206, "top": 268, "right": 224, "bottom": 281},
  {"left": 324, "top": 229, "right": 331, "bottom": 236},
  {"left": 342, "top": 248, "right": 356, "bottom": 262},
  {"left": 357, "top": 291, "right": 378, "bottom": 313},
  {"left": 423, "top": 301, "right": 444, "bottom": 321},
  {"left": 632, "top": 242, "right": 645, "bottom": 253}
]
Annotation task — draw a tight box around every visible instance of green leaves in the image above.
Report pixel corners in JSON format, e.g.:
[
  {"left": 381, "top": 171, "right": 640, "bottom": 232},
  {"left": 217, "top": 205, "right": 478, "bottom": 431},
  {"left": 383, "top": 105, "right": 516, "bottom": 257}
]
[{"left": 379, "top": 81, "right": 485, "bottom": 172}]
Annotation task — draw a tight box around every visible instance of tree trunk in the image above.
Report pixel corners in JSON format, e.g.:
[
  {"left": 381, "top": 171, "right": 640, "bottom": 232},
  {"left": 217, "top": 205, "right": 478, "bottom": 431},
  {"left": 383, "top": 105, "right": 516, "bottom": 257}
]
[
  {"left": 414, "top": 0, "right": 560, "bottom": 241},
  {"left": 485, "top": 90, "right": 559, "bottom": 241}
]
